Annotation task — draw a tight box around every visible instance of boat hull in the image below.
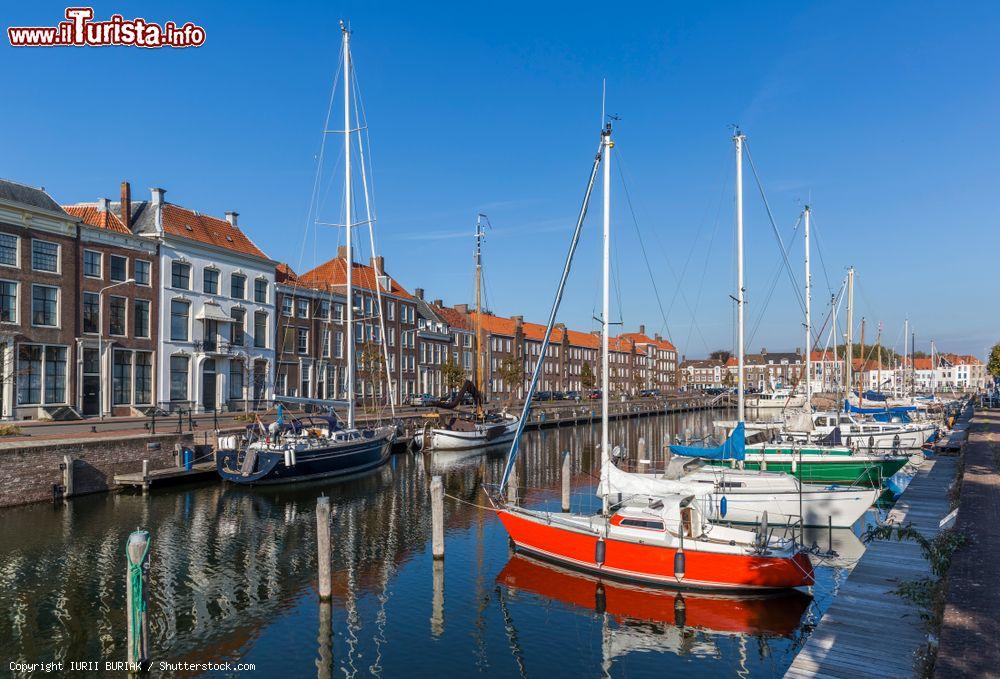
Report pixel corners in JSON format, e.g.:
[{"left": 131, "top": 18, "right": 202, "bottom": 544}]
[
  {"left": 217, "top": 432, "right": 393, "bottom": 485},
  {"left": 417, "top": 417, "right": 519, "bottom": 451},
  {"left": 700, "top": 487, "right": 878, "bottom": 528},
  {"left": 496, "top": 509, "right": 813, "bottom": 590},
  {"left": 706, "top": 455, "right": 908, "bottom": 487}
]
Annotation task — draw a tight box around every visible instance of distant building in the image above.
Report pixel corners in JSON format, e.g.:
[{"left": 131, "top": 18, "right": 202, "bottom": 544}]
[{"left": 680, "top": 359, "right": 725, "bottom": 390}]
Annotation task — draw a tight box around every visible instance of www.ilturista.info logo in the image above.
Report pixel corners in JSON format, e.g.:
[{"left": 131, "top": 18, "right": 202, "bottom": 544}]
[{"left": 8, "top": 7, "right": 206, "bottom": 48}]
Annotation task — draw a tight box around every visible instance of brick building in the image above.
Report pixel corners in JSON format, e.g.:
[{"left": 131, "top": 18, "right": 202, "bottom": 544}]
[
  {"left": 680, "top": 359, "right": 726, "bottom": 390},
  {"left": 618, "top": 325, "right": 678, "bottom": 391}
]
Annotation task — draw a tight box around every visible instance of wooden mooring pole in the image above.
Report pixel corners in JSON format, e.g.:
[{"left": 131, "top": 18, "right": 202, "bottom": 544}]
[
  {"left": 316, "top": 496, "right": 332, "bottom": 600},
  {"left": 561, "top": 451, "right": 571, "bottom": 512},
  {"left": 62, "top": 455, "right": 74, "bottom": 500},
  {"left": 317, "top": 600, "right": 333, "bottom": 679},
  {"left": 431, "top": 476, "right": 444, "bottom": 559},
  {"left": 508, "top": 463, "right": 519, "bottom": 505},
  {"left": 125, "top": 530, "right": 151, "bottom": 669}
]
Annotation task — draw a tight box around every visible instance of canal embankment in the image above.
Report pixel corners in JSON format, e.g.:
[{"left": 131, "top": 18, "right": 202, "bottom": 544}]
[{"left": 935, "top": 408, "right": 1000, "bottom": 679}]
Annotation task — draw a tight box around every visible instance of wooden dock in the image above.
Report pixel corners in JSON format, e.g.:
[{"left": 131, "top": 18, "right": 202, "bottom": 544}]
[
  {"left": 114, "top": 461, "right": 217, "bottom": 490},
  {"left": 785, "top": 454, "right": 958, "bottom": 679}
]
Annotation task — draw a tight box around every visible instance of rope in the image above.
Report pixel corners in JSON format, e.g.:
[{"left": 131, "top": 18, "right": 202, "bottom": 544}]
[
  {"left": 126, "top": 532, "right": 151, "bottom": 663},
  {"left": 443, "top": 492, "right": 497, "bottom": 512}
]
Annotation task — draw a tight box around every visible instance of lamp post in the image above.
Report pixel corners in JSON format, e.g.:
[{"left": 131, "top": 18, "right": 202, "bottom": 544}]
[{"left": 98, "top": 278, "right": 134, "bottom": 419}]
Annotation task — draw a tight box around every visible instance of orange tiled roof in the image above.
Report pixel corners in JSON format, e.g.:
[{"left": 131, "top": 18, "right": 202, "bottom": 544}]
[
  {"left": 276, "top": 263, "right": 298, "bottom": 284},
  {"left": 912, "top": 357, "right": 933, "bottom": 370},
  {"left": 618, "top": 331, "right": 677, "bottom": 353},
  {"left": 298, "top": 256, "right": 414, "bottom": 299},
  {"left": 434, "top": 304, "right": 473, "bottom": 331},
  {"left": 63, "top": 204, "right": 131, "bottom": 235},
  {"left": 161, "top": 204, "right": 268, "bottom": 260}
]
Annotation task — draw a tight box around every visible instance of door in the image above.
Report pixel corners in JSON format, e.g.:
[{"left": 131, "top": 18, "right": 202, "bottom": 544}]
[
  {"left": 202, "top": 359, "right": 217, "bottom": 411},
  {"left": 82, "top": 349, "right": 100, "bottom": 416}
]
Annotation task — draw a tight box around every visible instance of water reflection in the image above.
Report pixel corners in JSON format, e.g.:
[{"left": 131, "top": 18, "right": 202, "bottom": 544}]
[{"left": 0, "top": 409, "right": 849, "bottom": 678}]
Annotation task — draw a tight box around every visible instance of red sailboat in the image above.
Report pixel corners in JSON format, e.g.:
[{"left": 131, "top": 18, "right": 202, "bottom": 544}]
[{"left": 491, "top": 124, "right": 813, "bottom": 591}]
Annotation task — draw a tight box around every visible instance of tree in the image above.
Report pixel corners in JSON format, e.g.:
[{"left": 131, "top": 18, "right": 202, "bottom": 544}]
[
  {"left": 358, "top": 340, "right": 386, "bottom": 411},
  {"left": 709, "top": 349, "right": 732, "bottom": 363},
  {"left": 581, "top": 361, "right": 596, "bottom": 390},
  {"left": 989, "top": 343, "right": 1000, "bottom": 377},
  {"left": 442, "top": 356, "right": 465, "bottom": 393},
  {"left": 496, "top": 355, "right": 523, "bottom": 407}
]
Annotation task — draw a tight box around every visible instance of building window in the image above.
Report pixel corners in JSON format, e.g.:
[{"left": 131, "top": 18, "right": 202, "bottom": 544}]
[
  {"left": 322, "top": 329, "right": 331, "bottom": 357},
  {"left": 319, "top": 300, "right": 330, "bottom": 319},
  {"left": 254, "top": 278, "right": 268, "bottom": 303},
  {"left": 134, "top": 260, "right": 151, "bottom": 286},
  {"left": 110, "top": 255, "right": 128, "bottom": 282},
  {"left": 16, "top": 345, "right": 42, "bottom": 405},
  {"left": 0, "top": 281, "right": 17, "bottom": 323},
  {"left": 109, "top": 296, "right": 126, "bottom": 336},
  {"left": 230, "top": 308, "right": 245, "bottom": 346},
  {"left": 335, "top": 331, "right": 344, "bottom": 358},
  {"left": 32, "top": 240, "right": 59, "bottom": 273},
  {"left": 231, "top": 273, "right": 246, "bottom": 299},
  {"left": 135, "top": 352, "right": 152, "bottom": 405},
  {"left": 171, "top": 261, "right": 191, "bottom": 289},
  {"left": 44, "top": 346, "right": 67, "bottom": 404},
  {"left": 253, "top": 311, "right": 267, "bottom": 348},
  {"left": 388, "top": 301, "right": 395, "bottom": 320},
  {"left": 170, "top": 299, "right": 190, "bottom": 341},
  {"left": 31, "top": 285, "right": 58, "bottom": 327},
  {"left": 229, "top": 361, "right": 245, "bottom": 399},
  {"left": 83, "top": 250, "right": 102, "bottom": 278},
  {"left": 334, "top": 303, "right": 344, "bottom": 321},
  {"left": 301, "top": 369, "right": 310, "bottom": 399},
  {"left": 297, "top": 328, "right": 309, "bottom": 354},
  {"left": 170, "top": 355, "right": 189, "bottom": 401},
  {"left": 281, "top": 296, "right": 293, "bottom": 317},
  {"left": 113, "top": 350, "right": 132, "bottom": 405},
  {"left": 134, "top": 299, "right": 150, "bottom": 338},
  {"left": 82, "top": 292, "right": 99, "bottom": 333},
  {"left": 203, "top": 268, "right": 219, "bottom": 294},
  {"left": 0, "top": 233, "right": 18, "bottom": 267},
  {"left": 297, "top": 299, "right": 309, "bottom": 318}
]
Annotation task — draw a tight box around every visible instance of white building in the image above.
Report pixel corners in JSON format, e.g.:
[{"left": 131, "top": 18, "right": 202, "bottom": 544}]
[{"left": 132, "top": 188, "right": 276, "bottom": 412}]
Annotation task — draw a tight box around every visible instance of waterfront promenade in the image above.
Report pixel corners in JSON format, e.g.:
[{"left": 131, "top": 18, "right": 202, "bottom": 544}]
[{"left": 936, "top": 409, "right": 1000, "bottom": 678}]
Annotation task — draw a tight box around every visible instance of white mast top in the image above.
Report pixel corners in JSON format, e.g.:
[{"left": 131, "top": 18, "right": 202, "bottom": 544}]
[
  {"left": 845, "top": 266, "right": 854, "bottom": 410},
  {"left": 804, "top": 205, "right": 812, "bottom": 410},
  {"left": 601, "top": 123, "right": 613, "bottom": 515},
  {"left": 734, "top": 131, "right": 746, "bottom": 423},
  {"left": 342, "top": 21, "right": 355, "bottom": 429}
]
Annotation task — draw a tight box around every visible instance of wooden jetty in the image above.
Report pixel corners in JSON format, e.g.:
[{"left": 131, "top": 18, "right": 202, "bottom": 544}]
[
  {"left": 784, "top": 454, "right": 958, "bottom": 678},
  {"left": 114, "top": 461, "right": 216, "bottom": 491}
]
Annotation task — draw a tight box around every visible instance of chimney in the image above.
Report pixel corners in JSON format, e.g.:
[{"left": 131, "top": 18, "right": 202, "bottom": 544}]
[
  {"left": 795, "top": 347, "right": 801, "bottom": 356},
  {"left": 511, "top": 315, "right": 523, "bottom": 324},
  {"left": 225, "top": 211, "right": 239, "bottom": 227},
  {"left": 150, "top": 187, "right": 165, "bottom": 206},
  {"left": 432, "top": 299, "right": 443, "bottom": 307},
  {"left": 337, "top": 245, "right": 350, "bottom": 261},
  {"left": 639, "top": 324, "right": 645, "bottom": 335},
  {"left": 120, "top": 181, "right": 131, "bottom": 230},
  {"left": 415, "top": 288, "right": 424, "bottom": 300},
  {"left": 369, "top": 255, "right": 385, "bottom": 274},
  {"left": 654, "top": 333, "right": 662, "bottom": 341},
  {"left": 454, "top": 304, "right": 469, "bottom": 314},
  {"left": 98, "top": 197, "right": 110, "bottom": 213}
]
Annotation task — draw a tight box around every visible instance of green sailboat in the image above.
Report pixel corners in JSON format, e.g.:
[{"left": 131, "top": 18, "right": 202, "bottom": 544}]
[{"left": 704, "top": 444, "right": 910, "bottom": 487}]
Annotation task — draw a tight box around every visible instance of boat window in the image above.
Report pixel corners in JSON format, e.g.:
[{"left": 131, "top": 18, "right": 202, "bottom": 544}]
[
  {"left": 840, "top": 417, "right": 852, "bottom": 424},
  {"left": 815, "top": 417, "right": 827, "bottom": 427},
  {"left": 717, "top": 481, "right": 745, "bottom": 489},
  {"left": 619, "top": 518, "right": 664, "bottom": 530}
]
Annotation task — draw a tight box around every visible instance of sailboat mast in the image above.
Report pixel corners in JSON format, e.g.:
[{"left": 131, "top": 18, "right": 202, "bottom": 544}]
[
  {"left": 859, "top": 317, "right": 865, "bottom": 405},
  {"left": 475, "top": 215, "right": 485, "bottom": 417},
  {"left": 601, "top": 123, "right": 613, "bottom": 516},
  {"left": 877, "top": 323, "right": 882, "bottom": 394},
  {"left": 734, "top": 131, "right": 746, "bottom": 423},
  {"left": 903, "top": 318, "right": 909, "bottom": 398},
  {"left": 845, "top": 267, "right": 854, "bottom": 410},
  {"left": 931, "top": 339, "right": 937, "bottom": 397},
  {"left": 804, "top": 205, "right": 812, "bottom": 410},
  {"left": 342, "top": 22, "right": 355, "bottom": 429},
  {"left": 831, "top": 292, "right": 838, "bottom": 395}
]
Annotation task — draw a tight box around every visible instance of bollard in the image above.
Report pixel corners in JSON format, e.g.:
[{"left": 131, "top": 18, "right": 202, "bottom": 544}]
[
  {"left": 62, "top": 455, "right": 74, "bottom": 500},
  {"left": 316, "top": 496, "right": 332, "bottom": 600},
  {"left": 561, "top": 451, "right": 571, "bottom": 512},
  {"left": 431, "top": 476, "right": 444, "bottom": 559},
  {"left": 125, "top": 530, "right": 151, "bottom": 669}
]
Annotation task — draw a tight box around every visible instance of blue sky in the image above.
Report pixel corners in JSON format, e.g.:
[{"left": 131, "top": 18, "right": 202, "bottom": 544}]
[{"left": 3, "top": 1, "right": 998, "bottom": 358}]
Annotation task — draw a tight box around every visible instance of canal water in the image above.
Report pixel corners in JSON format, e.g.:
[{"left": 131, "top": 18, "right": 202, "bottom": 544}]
[{"left": 0, "top": 410, "right": 872, "bottom": 678}]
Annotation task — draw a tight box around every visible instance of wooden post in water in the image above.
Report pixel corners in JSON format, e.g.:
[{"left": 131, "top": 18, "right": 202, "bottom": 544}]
[
  {"left": 316, "top": 496, "right": 332, "bottom": 600},
  {"left": 62, "top": 455, "right": 74, "bottom": 500},
  {"left": 125, "top": 530, "right": 150, "bottom": 669},
  {"left": 431, "top": 558, "right": 445, "bottom": 637},
  {"left": 317, "top": 600, "right": 333, "bottom": 679},
  {"left": 637, "top": 437, "right": 648, "bottom": 470},
  {"left": 431, "top": 476, "right": 444, "bottom": 559},
  {"left": 507, "top": 462, "right": 519, "bottom": 505},
  {"left": 561, "top": 451, "right": 571, "bottom": 512},
  {"left": 141, "top": 459, "right": 150, "bottom": 494}
]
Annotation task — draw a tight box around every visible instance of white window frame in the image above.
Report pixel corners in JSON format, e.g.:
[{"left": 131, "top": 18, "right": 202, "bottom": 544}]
[
  {"left": 109, "top": 254, "right": 129, "bottom": 283},
  {"left": 30, "top": 283, "right": 60, "bottom": 328},
  {"left": 134, "top": 298, "right": 151, "bottom": 339},
  {"left": 83, "top": 249, "right": 103, "bottom": 279},
  {"left": 0, "top": 232, "right": 19, "bottom": 269},
  {"left": 108, "top": 294, "right": 128, "bottom": 337},
  {"left": 134, "top": 259, "right": 152, "bottom": 286},
  {"left": 0, "top": 279, "right": 18, "bottom": 325},
  {"left": 31, "top": 238, "right": 61, "bottom": 274}
]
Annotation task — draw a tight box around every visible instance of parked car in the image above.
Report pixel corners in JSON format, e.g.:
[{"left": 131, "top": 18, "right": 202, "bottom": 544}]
[
  {"left": 587, "top": 389, "right": 602, "bottom": 400},
  {"left": 639, "top": 389, "right": 661, "bottom": 398},
  {"left": 552, "top": 391, "right": 567, "bottom": 401},
  {"left": 408, "top": 393, "right": 437, "bottom": 407},
  {"left": 446, "top": 391, "right": 475, "bottom": 405},
  {"left": 566, "top": 391, "right": 582, "bottom": 401}
]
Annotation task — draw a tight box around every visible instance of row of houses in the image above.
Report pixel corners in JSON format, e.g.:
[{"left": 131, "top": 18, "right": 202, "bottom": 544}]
[
  {"left": 0, "top": 177, "right": 678, "bottom": 421},
  {"left": 680, "top": 349, "right": 989, "bottom": 393}
]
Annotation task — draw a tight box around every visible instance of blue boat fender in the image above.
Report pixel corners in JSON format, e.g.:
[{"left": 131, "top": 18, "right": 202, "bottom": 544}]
[{"left": 720, "top": 495, "right": 728, "bottom": 518}]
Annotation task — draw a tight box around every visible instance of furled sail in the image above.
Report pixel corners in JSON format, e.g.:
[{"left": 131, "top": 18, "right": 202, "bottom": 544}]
[{"left": 668, "top": 422, "right": 746, "bottom": 461}]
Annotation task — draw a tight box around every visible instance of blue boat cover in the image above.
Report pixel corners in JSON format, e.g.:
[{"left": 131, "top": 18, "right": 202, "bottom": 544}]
[
  {"left": 862, "top": 390, "right": 888, "bottom": 402},
  {"left": 670, "top": 422, "right": 746, "bottom": 461},
  {"left": 818, "top": 426, "right": 843, "bottom": 446},
  {"left": 872, "top": 411, "right": 912, "bottom": 423}
]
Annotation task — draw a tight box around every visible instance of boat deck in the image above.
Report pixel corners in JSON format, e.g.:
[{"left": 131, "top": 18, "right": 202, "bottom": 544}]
[{"left": 784, "top": 454, "right": 958, "bottom": 678}]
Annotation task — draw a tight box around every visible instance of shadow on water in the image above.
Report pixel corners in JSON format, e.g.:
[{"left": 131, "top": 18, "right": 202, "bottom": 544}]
[{"left": 0, "top": 409, "right": 859, "bottom": 677}]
